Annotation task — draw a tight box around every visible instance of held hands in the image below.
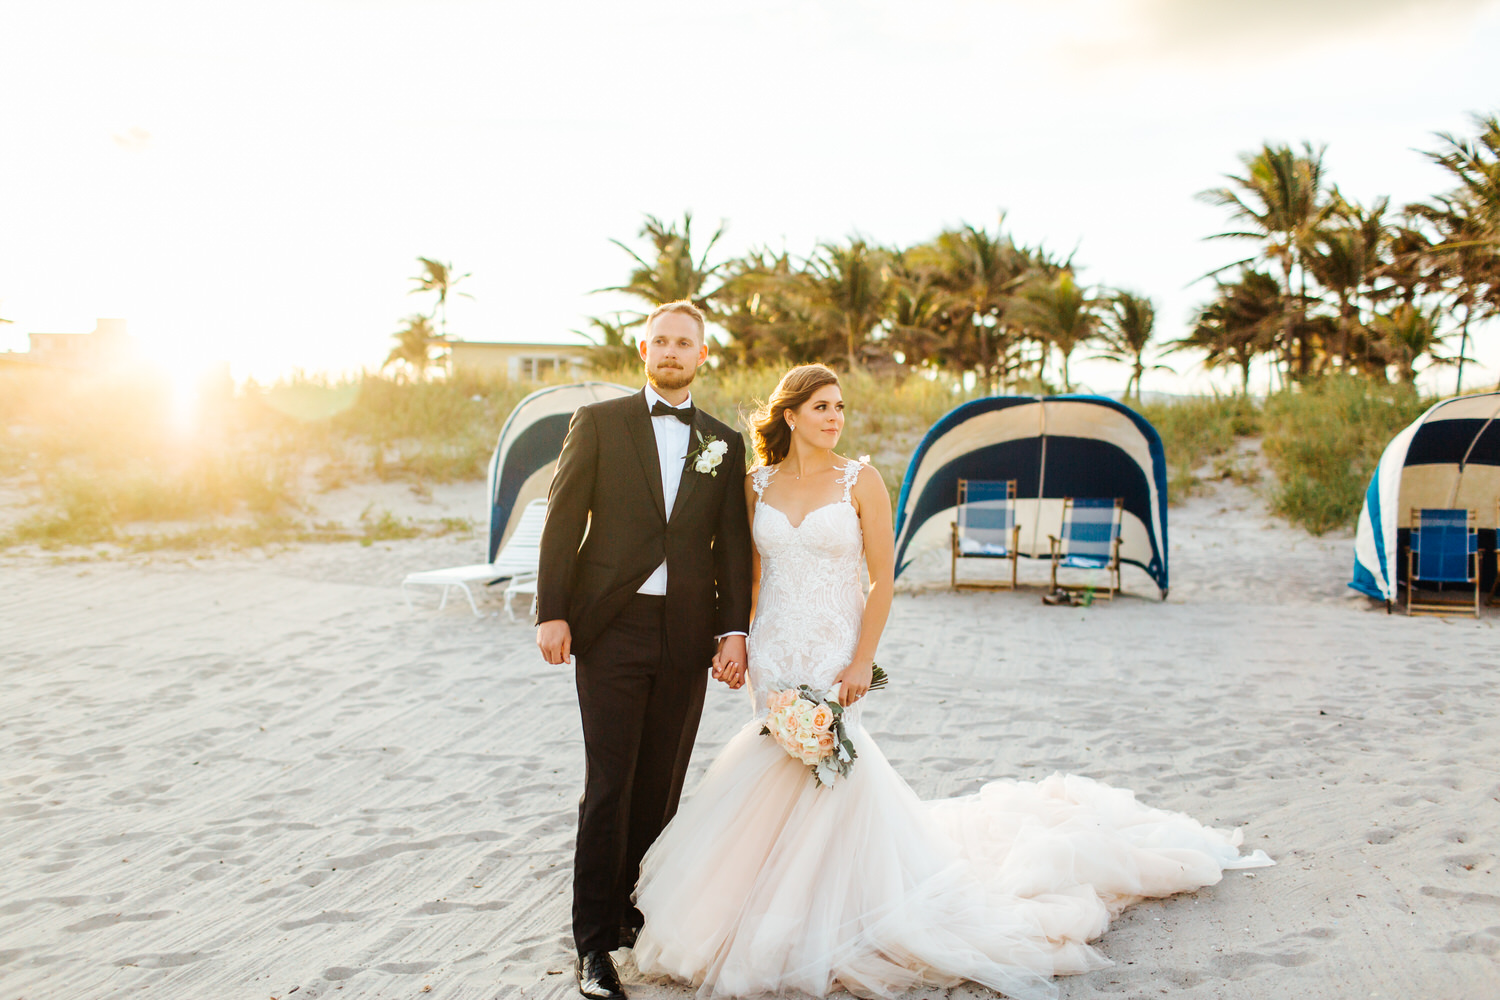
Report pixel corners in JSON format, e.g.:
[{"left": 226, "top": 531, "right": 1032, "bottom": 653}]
[
  {"left": 832, "top": 660, "right": 874, "bottom": 705},
  {"left": 536, "top": 619, "right": 573, "bottom": 665},
  {"left": 712, "top": 634, "right": 748, "bottom": 689}
]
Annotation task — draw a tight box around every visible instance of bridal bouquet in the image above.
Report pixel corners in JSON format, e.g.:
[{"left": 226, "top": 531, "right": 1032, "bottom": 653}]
[{"left": 760, "top": 666, "right": 889, "bottom": 787}]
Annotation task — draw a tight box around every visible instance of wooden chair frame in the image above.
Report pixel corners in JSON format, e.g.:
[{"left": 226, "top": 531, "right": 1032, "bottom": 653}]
[
  {"left": 1048, "top": 497, "right": 1123, "bottom": 600},
  {"left": 1404, "top": 506, "right": 1479, "bottom": 618},
  {"left": 1490, "top": 497, "right": 1500, "bottom": 608},
  {"left": 950, "top": 478, "right": 1020, "bottom": 590}
]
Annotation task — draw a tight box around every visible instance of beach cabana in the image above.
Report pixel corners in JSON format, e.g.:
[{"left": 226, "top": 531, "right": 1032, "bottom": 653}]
[
  {"left": 1351, "top": 391, "right": 1500, "bottom": 606},
  {"left": 893, "top": 395, "right": 1170, "bottom": 598},
  {"left": 487, "top": 381, "right": 633, "bottom": 560}
]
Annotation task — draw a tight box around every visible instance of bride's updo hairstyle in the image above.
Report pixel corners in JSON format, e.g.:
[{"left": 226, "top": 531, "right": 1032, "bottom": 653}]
[{"left": 750, "top": 364, "right": 840, "bottom": 467}]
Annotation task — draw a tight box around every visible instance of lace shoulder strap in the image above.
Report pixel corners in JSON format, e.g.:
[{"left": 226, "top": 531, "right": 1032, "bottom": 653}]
[
  {"left": 751, "top": 464, "right": 776, "bottom": 500},
  {"left": 838, "top": 458, "right": 863, "bottom": 502}
]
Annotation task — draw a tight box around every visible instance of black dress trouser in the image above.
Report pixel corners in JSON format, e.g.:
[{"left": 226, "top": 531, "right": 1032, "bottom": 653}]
[{"left": 572, "top": 593, "right": 708, "bottom": 953}]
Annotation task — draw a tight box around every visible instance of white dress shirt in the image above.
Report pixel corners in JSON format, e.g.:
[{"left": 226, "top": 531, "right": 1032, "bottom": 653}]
[
  {"left": 637, "top": 385, "right": 693, "bottom": 596},
  {"left": 635, "top": 387, "right": 746, "bottom": 642}
]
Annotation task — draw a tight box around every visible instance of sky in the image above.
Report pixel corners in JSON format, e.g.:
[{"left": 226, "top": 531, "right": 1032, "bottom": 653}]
[{"left": 1, "top": 0, "right": 1498, "bottom": 395}]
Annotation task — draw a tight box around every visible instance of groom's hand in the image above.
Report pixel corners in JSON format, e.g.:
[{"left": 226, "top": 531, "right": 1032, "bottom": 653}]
[
  {"left": 712, "top": 634, "right": 748, "bottom": 689},
  {"left": 536, "top": 619, "right": 572, "bottom": 665}
]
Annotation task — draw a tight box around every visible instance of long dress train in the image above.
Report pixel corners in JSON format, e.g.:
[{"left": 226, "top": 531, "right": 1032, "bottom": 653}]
[{"left": 632, "top": 460, "right": 1271, "bottom": 999}]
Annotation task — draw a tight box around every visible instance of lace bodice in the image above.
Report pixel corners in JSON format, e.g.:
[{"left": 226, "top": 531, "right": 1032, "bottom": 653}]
[{"left": 747, "top": 459, "right": 866, "bottom": 720}]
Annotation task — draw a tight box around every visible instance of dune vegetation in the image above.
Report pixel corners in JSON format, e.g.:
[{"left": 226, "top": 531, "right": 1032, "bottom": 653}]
[
  {"left": 0, "top": 362, "right": 992, "bottom": 552},
  {"left": 0, "top": 359, "right": 1443, "bottom": 554},
  {"left": 2, "top": 115, "right": 1494, "bottom": 551}
]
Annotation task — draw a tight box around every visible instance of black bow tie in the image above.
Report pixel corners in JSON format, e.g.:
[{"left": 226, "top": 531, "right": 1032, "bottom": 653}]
[{"left": 651, "top": 400, "right": 695, "bottom": 425}]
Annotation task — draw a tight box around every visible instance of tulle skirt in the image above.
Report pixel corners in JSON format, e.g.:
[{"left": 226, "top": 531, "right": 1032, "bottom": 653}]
[{"left": 632, "top": 720, "right": 1271, "bottom": 999}]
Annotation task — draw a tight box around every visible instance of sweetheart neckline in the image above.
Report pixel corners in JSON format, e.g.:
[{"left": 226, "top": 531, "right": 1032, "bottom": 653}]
[{"left": 757, "top": 499, "right": 855, "bottom": 531}]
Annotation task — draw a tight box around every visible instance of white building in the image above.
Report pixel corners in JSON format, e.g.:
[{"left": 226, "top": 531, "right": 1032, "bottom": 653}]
[
  {"left": 2, "top": 318, "right": 136, "bottom": 370},
  {"left": 445, "top": 339, "right": 591, "bottom": 381}
]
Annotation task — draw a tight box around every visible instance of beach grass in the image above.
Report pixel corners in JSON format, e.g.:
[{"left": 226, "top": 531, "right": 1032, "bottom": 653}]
[
  {"left": 1261, "top": 377, "right": 1429, "bottom": 535},
  {"left": 1139, "top": 381, "right": 1436, "bottom": 531},
  {"left": 1137, "top": 394, "right": 1262, "bottom": 502},
  {"left": 0, "top": 364, "right": 1443, "bottom": 550}
]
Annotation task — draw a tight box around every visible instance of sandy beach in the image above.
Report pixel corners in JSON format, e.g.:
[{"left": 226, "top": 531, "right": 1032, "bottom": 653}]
[{"left": 2, "top": 474, "right": 1498, "bottom": 1000}]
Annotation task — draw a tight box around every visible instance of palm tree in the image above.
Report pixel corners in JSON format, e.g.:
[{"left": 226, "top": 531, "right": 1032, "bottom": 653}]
[
  {"left": 1424, "top": 113, "right": 1500, "bottom": 230},
  {"left": 1382, "top": 219, "right": 1444, "bottom": 307},
  {"left": 599, "top": 211, "right": 728, "bottom": 315},
  {"left": 383, "top": 314, "right": 441, "bottom": 380},
  {"left": 1410, "top": 117, "right": 1500, "bottom": 392},
  {"left": 712, "top": 247, "right": 822, "bottom": 364},
  {"left": 408, "top": 258, "right": 473, "bottom": 339},
  {"left": 911, "top": 222, "right": 1034, "bottom": 389},
  {"left": 801, "top": 237, "right": 893, "bottom": 368},
  {"left": 573, "top": 314, "right": 642, "bottom": 370},
  {"left": 884, "top": 249, "right": 947, "bottom": 370},
  {"left": 1172, "top": 269, "right": 1283, "bottom": 393},
  {"left": 1007, "top": 270, "right": 1097, "bottom": 391},
  {"left": 1304, "top": 193, "right": 1391, "bottom": 372},
  {"left": 1370, "top": 303, "right": 1449, "bottom": 384},
  {"left": 1093, "top": 291, "right": 1168, "bottom": 401},
  {"left": 1200, "top": 142, "right": 1332, "bottom": 380},
  {"left": 1409, "top": 193, "right": 1496, "bottom": 393}
]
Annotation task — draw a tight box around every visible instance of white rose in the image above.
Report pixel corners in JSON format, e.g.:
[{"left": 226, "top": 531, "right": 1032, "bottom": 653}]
[
  {"left": 694, "top": 456, "right": 715, "bottom": 474},
  {"left": 705, "top": 440, "right": 729, "bottom": 457}
]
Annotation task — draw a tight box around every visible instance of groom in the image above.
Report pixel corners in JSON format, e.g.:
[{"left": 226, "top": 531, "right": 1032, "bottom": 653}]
[{"left": 536, "top": 300, "right": 752, "bottom": 1000}]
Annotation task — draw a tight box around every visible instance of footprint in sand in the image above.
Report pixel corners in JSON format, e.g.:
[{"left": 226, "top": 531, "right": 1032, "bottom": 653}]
[
  {"left": 64, "top": 910, "right": 173, "bottom": 933},
  {"left": 276, "top": 910, "right": 370, "bottom": 931},
  {"left": 114, "top": 951, "right": 212, "bottom": 969},
  {"left": 1442, "top": 927, "right": 1500, "bottom": 955},
  {"left": 320, "top": 965, "right": 363, "bottom": 980}
]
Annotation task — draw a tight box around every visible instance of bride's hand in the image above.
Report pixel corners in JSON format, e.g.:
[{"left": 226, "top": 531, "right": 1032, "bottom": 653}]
[
  {"left": 713, "top": 634, "right": 748, "bottom": 689},
  {"left": 833, "top": 661, "right": 873, "bottom": 705}
]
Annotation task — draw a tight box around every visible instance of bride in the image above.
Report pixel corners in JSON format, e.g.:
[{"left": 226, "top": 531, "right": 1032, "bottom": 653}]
[{"left": 630, "top": 364, "right": 1271, "bottom": 1000}]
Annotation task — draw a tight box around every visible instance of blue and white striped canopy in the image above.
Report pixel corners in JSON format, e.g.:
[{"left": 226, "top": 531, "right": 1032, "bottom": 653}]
[
  {"left": 486, "top": 381, "right": 633, "bottom": 561},
  {"left": 893, "top": 395, "right": 1170, "bottom": 596},
  {"left": 1351, "top": 391, "right": 1500, "bottom": 603}
]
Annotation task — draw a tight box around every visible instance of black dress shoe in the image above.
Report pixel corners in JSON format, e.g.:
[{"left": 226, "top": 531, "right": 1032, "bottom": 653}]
[
  {"left": 576, "top": 949, "right": 626, "bottom": 1000},
  {"left": 617, "top": 925, "right": 640, "bottom": 949}
]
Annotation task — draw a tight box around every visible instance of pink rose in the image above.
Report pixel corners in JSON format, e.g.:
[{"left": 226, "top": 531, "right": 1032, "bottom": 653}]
[
  {"left": 817, "top": 732, "right": 837, "bottom": 752},
  {"left": 767, "top": 689, "right": 796, "bottom": 712},
  {"left": 810, "top": 704, "right": 834, "bottom": 732}
]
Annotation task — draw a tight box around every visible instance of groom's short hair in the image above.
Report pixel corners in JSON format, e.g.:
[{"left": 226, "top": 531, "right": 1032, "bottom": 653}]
[{"left": 644, "top": 300, "right": 706, "bottom": 343}]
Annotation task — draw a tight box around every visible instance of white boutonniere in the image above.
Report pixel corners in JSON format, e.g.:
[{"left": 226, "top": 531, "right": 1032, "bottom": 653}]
[{"left": 687, "top": 431, "right": 729, "bottom": 476}]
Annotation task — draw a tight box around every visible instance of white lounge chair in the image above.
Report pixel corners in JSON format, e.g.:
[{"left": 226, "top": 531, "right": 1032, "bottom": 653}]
[{"left": 402, "top": 498, "right": 547, "bottom": 617}]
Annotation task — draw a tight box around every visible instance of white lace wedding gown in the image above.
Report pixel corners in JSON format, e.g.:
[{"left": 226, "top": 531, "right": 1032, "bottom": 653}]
[{"left": 632, "top": 460, "right": 1271, "bottom": 1000}]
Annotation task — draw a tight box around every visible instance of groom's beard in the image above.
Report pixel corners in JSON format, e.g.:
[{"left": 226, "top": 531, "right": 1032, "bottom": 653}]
[{"left": 646, "top": 362, "right": 696, "bottom": 393}]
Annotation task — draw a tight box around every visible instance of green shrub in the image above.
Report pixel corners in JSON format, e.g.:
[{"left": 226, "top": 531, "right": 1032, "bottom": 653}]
[
  {"left": 1136, "top": 395, "right": 1261, "bottom": 502},
  {"left": 359, "top": 506, "right": 422, "bottom": 546},
  {"left": 1261, "top": 377, "right": 1429, "bottom": 535},
  {"left": 0, "top": 362, "right": 1440, "bottom": 549}
]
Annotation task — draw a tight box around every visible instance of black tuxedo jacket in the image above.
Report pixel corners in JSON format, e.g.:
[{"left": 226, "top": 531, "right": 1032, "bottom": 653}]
[{"left": 536, "top": 389, "right": 753, "bottom": 669}]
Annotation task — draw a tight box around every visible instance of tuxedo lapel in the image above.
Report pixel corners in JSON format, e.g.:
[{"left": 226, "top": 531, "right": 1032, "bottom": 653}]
[
  {"left": 625, "top": 390, "right": 668, "bottom": 522},
  {"left": 668, "top": 411, "right": 707, "bottom": 522}
]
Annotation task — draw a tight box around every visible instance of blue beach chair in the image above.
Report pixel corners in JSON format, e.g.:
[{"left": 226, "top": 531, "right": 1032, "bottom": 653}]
[
  {"left": 1405, "top": 507, "right": 1479, "bottom": 617},
  {"left": 1048, "top": 497, "right": 1123, "bottom": 600},
  {"left": 951, "top": 479, "right": 1020, "bottom": 589}
]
